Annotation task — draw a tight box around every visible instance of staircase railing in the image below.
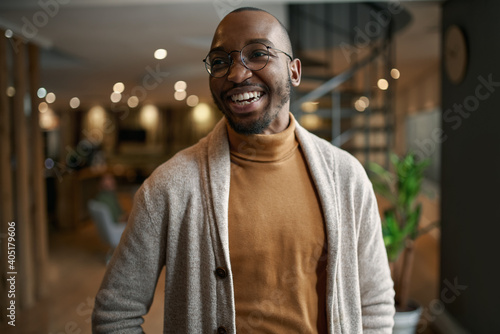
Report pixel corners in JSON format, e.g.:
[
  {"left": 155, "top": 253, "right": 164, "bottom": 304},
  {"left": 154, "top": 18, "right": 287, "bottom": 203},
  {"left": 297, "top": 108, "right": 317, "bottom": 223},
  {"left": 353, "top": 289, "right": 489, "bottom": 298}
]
[{"left": 288, "top": 2, "right": 404, "bottom": 168}]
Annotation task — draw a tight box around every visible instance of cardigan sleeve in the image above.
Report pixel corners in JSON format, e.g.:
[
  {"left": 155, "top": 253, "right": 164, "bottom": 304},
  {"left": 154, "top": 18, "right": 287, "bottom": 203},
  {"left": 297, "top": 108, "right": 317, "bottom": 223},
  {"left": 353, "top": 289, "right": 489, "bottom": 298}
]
[
  {"left": 357, "top": 175, "right": 395, "bottom": 333},
  {"left": 92, "top": 182, "right": 166, "bottom": 333}
]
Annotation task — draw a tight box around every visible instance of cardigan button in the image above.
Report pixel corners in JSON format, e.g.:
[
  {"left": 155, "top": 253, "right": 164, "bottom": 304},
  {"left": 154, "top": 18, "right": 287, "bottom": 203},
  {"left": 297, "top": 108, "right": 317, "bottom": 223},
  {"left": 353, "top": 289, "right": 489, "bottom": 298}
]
[
  {"left": 215, "top": 267, "right": 227, "bottom": 279},
  {"left": 217, "top": 326, "right": 227, "bottom": 334}
]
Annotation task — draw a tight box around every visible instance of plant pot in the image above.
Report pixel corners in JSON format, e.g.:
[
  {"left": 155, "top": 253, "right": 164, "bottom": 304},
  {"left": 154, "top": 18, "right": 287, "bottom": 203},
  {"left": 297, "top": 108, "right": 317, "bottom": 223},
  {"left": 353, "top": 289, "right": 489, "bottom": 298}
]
[{"left": 393, "top": 303, "right": 422, "bottom": 334}]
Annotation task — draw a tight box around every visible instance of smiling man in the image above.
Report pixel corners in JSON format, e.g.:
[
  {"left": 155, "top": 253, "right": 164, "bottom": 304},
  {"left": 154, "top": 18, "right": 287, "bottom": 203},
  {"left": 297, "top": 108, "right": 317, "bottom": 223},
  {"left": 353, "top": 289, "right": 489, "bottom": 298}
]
[{"left": 93, "top": 7, "right": 395, "bottom": 334}]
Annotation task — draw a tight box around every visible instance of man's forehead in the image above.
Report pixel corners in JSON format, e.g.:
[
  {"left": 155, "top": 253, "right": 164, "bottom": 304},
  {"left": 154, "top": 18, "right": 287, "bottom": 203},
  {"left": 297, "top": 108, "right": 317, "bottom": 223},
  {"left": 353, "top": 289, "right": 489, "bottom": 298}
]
[{"left": 211, "top": 10, "right": 282, "bottom": 48}]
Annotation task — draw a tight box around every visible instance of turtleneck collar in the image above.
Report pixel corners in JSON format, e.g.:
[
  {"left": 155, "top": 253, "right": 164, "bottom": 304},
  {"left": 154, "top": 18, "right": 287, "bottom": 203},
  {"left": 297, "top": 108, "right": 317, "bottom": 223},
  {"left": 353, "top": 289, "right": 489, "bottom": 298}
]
[{"left": 226, "top": 113, "right": 298, "bottom": 163}]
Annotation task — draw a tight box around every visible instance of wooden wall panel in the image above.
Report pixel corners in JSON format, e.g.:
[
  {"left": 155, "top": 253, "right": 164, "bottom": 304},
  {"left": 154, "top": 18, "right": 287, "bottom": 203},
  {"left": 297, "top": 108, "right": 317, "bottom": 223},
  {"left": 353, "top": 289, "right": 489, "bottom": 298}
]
[
  {"left": 0, "top": 29, "right": 14, "bottom": 325},
  {"left": 12, "top": 37, "right": 35, "bottom": 309},
  {"left": 28, "top": 43, "right": 49, "bottom": 298}
]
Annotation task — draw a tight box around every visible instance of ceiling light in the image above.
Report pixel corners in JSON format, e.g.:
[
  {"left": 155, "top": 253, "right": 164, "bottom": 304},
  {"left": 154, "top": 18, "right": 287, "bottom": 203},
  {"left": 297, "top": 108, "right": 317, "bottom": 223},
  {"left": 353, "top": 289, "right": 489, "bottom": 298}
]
[
  {"left": 154, "top": 49, "right": 167, "bottom": 60},
  {"left": 113, "top": 82, "right": 125, "bottom": 93},
  {"left": 127, "top": 96, "right": 139, "bottom": 108},
  {"left": 110, "top": 92, "right": 122, "bottom": 103},
  {"left": 5, "top": 29, "right": 13, "bottom": 38},
  {"left": 45, "top": 92, "right": 56, "bottom": 103},
  {"left": 69, "top": 97, "right": 80, "bottom": 109},
  {"left": 37, "top": 87, "right": 47, "bottom": 98},
  {"left": 391, "top": 68, "right": 400, "bottom": 80},
  {"left": 174, "top": 81, "right": 187, "bottom": 92},
  {"left": 174, "top": 90, "right": 187, "bottom": 101},
  {"left": 186, "top": 95, "right": 199, "bottom": 107},
  {"left": 377, "top": 79, "right": 389, "bottom": 91}
]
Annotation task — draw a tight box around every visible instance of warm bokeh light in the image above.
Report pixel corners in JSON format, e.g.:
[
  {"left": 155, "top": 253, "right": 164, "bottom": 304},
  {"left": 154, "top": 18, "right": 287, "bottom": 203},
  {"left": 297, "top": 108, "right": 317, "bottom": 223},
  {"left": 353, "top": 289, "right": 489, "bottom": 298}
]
[
  {"left": 6, "top": 86, "right": 15, "bottom": 97},
  {"left": 38, "top": 102, "right": 49, "bottom": 113},
  {"left": 154, "top": 48, "right": 167, "bottom": 60},
  {"left": 192, "top": 103, "right": 211, "bottom": 123},
  {"left": 186, "top": 95, "right": 199, "bottom": 107},
  {"left": 377, "top": 79, "right": 389, "bottom": 90},
  {"left": 391, "top": 68, "right": 401, "bottom": 79},
  {"left": 87, "top": 106, "right": 106, "bottom": 137},
  {"left": 174, "top": 81, "right": 187, "bottom": 91},
  {"left": 39, "top": 107, "right": 59, "bottom": 130},
  {"left": 354, "top": 96, "right": 370, "bottom": 112},
  {"left": 110, "top": 92, "right": 122, "bottom": 103},
  {"left": 37, "top": 87, "right": 47, "bottom": 98},
  {"left": 360, "top": 96, "right": 370, "bottom": 108},
  {"left": 127, "top": 96, "right": 139, "bottom": 108},
  {"left": 4, "top": 29, "right": 13, "bottom": 38},
  {"left": 174, "top": 90, "right": 187, "bottom": 101},
  {"left": 69, "top": 97, "right": 80, "bottom": 109},
  {"left": 140, "top": 104, "right": 159, "bottom": 129},
  {"left": 113, "top": 82, "right": 125, "bottom": 93},
  {"left": 301, "top": 101, "right": 319, "bottom": 113},
  {"left": 46, "top": 92, "right": 56, "bottom": 103},
  {"left": 300, "top": 114, "right": 321, "bottom": 130},
  {"left": 354, "top": 100, "right": 366, "bottom": 112}
]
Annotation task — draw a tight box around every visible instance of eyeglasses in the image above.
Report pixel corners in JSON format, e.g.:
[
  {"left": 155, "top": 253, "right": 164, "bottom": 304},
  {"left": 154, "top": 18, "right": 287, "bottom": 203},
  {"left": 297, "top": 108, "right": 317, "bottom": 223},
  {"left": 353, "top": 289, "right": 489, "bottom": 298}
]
[{"left": 203, "top": 42, "right": 293, "bottom": 78}]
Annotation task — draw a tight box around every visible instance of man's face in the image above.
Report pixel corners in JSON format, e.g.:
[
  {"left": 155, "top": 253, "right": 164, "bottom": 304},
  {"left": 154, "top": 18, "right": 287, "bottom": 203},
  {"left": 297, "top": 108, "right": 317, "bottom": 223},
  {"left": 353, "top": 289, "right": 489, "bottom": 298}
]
[{"left": 208, "top": 11, "right": 301, "bottom": 135}]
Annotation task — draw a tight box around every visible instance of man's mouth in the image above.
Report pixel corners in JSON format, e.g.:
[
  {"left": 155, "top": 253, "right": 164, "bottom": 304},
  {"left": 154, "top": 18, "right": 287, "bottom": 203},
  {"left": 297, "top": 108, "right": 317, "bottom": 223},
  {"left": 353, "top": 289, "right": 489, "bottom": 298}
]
[{"left": 230, "top": 91, "right": 264, "bottom": 105}]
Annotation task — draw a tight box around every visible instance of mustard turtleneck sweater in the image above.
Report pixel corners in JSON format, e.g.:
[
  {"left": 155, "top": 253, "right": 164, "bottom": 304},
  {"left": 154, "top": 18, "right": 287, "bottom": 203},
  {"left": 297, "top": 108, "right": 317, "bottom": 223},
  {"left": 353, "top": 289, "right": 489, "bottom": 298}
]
[{"left": 227, "top": 114, "right": 328, "bottom": 333}]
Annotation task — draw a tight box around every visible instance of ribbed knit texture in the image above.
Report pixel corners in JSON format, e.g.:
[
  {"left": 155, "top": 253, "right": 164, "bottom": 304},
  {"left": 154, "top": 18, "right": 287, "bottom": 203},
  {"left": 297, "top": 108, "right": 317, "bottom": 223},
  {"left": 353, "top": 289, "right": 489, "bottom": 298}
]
[{"left": 227, "top": 115, "right": 328, "bottom": 333}]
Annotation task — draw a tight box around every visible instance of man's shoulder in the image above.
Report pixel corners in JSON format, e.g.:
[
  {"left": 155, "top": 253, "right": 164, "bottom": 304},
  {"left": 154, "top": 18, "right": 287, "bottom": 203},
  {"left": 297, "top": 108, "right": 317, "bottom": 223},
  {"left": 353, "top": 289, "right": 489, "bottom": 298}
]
[
  {"left": 297, "top": 124, "right": 366, "bottom": 177},
  {"left": 149, "top": 138, "right": 207, "bottom": 185},
  {"left": 143, "top": 119, "right": 227, "bottom": 191}
]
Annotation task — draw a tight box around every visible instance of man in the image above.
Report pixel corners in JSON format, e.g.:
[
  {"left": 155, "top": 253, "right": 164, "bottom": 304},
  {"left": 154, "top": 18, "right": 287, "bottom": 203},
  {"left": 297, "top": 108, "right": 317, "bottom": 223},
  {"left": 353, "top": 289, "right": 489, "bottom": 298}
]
[
  {"left": 95, "top": 173, "right": 128, "bottom": 223},
  {"left": 92, "top": 7, "right": 395, "bottom": 333}
]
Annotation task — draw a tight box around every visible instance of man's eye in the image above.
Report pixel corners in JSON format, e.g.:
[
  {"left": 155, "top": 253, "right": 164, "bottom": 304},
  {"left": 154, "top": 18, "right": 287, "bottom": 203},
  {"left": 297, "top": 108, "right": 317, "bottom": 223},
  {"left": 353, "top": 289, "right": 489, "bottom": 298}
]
[
  {"left": 211, "top": 58, "right": 229, "bottom": 67},
  {"left": 249, "top": 50, "right": 269, "bottom": 59}
]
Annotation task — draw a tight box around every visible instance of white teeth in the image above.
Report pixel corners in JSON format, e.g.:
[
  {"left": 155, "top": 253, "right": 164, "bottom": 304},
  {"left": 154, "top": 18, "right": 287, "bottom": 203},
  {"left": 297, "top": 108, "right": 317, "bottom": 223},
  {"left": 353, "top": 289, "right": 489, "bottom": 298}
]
[{"left": 230, "top": 91, "right": 262, "bottom": 104}]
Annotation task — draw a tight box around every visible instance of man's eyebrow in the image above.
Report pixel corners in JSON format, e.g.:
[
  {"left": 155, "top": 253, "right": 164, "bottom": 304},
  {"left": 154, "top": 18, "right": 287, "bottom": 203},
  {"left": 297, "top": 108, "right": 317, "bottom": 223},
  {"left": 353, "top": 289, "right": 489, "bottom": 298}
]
[
  {"left": 209, "top": 39, "right": 276, "bottom": 53},
  {"left": 248, "top": 38, "right": 274, "bottom": 46},
  {"left": 209, "top": 45, "right": 226, "bottom": 53}
]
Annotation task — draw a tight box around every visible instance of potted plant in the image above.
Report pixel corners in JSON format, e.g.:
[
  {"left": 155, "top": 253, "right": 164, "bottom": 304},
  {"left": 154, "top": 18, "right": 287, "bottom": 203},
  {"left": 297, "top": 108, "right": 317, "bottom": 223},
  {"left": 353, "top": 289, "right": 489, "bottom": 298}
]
[{"left": 368, "top": 152, "right": 436, "bottom": 333}]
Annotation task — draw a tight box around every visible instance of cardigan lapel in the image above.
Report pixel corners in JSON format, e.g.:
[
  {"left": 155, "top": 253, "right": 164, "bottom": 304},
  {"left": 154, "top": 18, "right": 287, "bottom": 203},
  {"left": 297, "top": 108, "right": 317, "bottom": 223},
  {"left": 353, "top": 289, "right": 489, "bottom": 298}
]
[
  {"left": 294, "top": 122, "right": 341, "bottom": 331},
  {"left": 206, "top": 118, "right": 233, "bottom": 269}
]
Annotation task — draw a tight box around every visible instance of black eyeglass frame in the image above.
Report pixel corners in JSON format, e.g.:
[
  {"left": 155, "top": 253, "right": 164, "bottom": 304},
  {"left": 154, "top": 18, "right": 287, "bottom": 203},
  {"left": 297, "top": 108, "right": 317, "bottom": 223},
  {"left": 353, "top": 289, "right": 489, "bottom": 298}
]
[{"left": 203, "top": 42, "right": 293, "bottom": 78}]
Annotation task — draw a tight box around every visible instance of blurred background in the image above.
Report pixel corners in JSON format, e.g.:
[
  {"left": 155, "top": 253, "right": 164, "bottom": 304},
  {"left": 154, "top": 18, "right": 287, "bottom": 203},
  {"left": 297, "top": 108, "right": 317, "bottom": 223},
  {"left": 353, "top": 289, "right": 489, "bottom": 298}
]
[{"left": 0, "top": 0, "right": 498, "bottom": 332}]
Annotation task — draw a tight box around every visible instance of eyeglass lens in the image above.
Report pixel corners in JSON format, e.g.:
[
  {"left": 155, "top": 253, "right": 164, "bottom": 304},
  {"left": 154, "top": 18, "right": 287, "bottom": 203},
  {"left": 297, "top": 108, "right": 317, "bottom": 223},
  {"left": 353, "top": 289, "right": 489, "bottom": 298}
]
[{"left": 205, "top": 43, "right": 271, "bottom": 77}]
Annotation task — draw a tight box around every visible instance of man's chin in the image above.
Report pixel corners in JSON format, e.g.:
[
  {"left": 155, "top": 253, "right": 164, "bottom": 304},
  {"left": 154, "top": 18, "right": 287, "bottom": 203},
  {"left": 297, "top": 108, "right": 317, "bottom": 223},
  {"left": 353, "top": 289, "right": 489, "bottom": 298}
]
[{"left": 224, "top": 112, "right": 271, "bottom": 135}]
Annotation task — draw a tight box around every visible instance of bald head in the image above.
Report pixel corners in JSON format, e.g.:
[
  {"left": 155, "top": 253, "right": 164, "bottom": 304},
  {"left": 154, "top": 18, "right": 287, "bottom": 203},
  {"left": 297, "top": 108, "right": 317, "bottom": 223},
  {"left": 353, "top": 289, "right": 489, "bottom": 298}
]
[{"left": 211, "top": 7, "right": 293, "bottom": 58}]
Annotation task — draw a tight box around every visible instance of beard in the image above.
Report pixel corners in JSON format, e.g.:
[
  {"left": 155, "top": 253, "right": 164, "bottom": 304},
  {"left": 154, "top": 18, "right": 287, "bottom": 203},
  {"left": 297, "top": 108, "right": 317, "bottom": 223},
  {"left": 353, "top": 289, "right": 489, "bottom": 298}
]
[{"left": 212, "top": 74, "right": 292, "bottom": 135}]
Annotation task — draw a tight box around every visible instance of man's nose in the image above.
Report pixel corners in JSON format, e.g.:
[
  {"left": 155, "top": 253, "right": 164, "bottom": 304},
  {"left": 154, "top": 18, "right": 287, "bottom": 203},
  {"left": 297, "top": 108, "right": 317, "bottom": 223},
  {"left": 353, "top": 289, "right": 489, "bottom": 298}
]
[{"left": 227, "top": 56, "right": 252, "bottom": 83}]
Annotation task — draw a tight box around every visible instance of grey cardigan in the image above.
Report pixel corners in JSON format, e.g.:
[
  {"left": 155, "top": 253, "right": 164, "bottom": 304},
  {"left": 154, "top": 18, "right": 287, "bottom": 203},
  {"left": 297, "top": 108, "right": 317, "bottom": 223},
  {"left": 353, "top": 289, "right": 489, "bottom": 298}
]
[{"left": 92, "top": 118, "right": 395, "bottom": 333}]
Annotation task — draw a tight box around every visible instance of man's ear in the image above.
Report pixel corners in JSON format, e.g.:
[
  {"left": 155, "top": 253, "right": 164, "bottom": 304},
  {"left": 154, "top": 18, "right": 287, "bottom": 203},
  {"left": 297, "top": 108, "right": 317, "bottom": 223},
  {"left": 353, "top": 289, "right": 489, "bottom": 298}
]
[{"left": 289, "top": 58, "right": 301, "bottom": 87}]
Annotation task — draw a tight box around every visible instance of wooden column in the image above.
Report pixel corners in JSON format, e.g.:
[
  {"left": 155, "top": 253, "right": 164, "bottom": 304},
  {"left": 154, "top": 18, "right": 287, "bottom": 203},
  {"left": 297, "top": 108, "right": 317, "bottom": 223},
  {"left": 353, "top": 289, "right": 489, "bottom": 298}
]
[
  {"left": 13, "top": 37, "right": 36, "bottom": 308},
  {"left": 0, "top": 30, "right": 14, "bottom": 324},
  {"left": 57, "top": 109, "right": 77, "bottom": 229},
  {"left": 28, "top": 43, "right": 49, "bottom": 298}
]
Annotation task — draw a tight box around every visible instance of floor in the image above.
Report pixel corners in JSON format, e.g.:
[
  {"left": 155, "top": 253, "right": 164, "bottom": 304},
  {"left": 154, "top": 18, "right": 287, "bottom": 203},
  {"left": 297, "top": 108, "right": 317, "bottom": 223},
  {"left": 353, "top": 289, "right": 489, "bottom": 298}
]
[
  {"left": 2, "top": 200, "right": 440, "bottom": 334},
  {"left": 1, "top": 221, "right": 166, "bottom": 334}
]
